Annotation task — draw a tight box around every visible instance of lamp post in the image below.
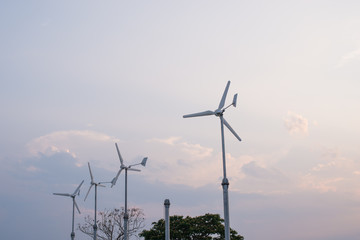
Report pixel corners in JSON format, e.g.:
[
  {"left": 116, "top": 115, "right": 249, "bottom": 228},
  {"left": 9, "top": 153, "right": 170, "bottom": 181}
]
[{"left": 164, "top": 199, "right": 170, "bottom": 240}]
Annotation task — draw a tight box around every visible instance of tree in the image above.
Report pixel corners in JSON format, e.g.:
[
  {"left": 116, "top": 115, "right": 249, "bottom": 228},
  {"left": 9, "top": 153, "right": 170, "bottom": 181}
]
[
  {"left": 78, "top": 207, "right": 145, "bottom": 240},
  {"left": 139, "top": 213, "right": 244, "bottom": 240}
]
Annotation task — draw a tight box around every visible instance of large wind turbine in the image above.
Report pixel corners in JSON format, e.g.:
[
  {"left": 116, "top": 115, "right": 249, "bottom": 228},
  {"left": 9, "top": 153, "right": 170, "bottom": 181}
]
[
  {"left": 183, "top": 80, "right": 241, "bottom": 240},
  {"left": 84, "top": 162, "right": 106, "bottom": 240},
  {"left": 110, "top": 143, "right": 148, "bottom": 240},
  {"left": 53, "top": 180, "right": 84, "bottom": 240}
]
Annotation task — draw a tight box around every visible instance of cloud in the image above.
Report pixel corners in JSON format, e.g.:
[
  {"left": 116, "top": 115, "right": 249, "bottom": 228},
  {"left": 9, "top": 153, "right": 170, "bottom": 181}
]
[
  {"left": 284, "top": 111, "right": 308, "bottom": 135},
  {"left": 148, "top": 136, "right": 213, "bottom": 158},
  {"left": 144, "top": 137, "right": 218, "bottom": 187},
  {"left": 298, "top": 147, "right": 360, "bottom": 193},
  {"left": 147, "top": 137, "right": 181, "bottom": 146},
  {"left": 336, "top": 48, "right": 360, "bottom": 68},
  {"left": 145, "top": 137, "right": 291, "bottom": 194},
  {"left": 146, "top": 137, "right": 297, "bottom": 194},
  {"left": 231, "top": 154, "right": 295, "bottom": 195},
  {"left": 242, "top": 161, "right": 285, "bottom": 180},
  {"left": 180, "top": 142, "right": 213, "bottom": 158},
  {"left": 26, "top": 130, "right": 120, "bottom": 170},
  {"left": 300, "top": 173, "right": 344, "bottom": 193}
]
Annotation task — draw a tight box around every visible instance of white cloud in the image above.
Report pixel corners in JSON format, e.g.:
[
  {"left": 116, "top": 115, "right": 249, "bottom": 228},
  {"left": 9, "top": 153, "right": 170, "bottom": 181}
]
[
  {"left": 229, "top": 152, "right": 294, "bottom": 194},
  {"left": 180, "top": 142, "right": 213, "bottom": 158},
  {"left": 284, "top": 111, "right": 308, "bottom": 135},
  {"left": 144, "top": 137, "right": 290, "bottom": 193},
  {"left": 148, "top": 136, "right": 213, "bottom": 158},
  {"left": 129, "top": 135, "right": 360, "bottom": 197},
  {"left": 144, "top": 137, "right": 218, "bottom": 187},
  {"left": 300, "top": 174, "right": 344, "bottom": 193},
  {"left": 298, "top": 147, "right": 360, "bottom": 193},
  {"left": 147, "top": 137, "right": 181, "bottom": 146},
  {"left": 336, "top": 48, "right": 360, "bottom": 68},
  {"left": 26, "top": 130, "right": 120, "bottom": 170},
  {"left": 242, "top": 161, "right": 285, "bottom": 180},
  {"left": 147, "top": 136, "right": 296, "bottom": 194}
]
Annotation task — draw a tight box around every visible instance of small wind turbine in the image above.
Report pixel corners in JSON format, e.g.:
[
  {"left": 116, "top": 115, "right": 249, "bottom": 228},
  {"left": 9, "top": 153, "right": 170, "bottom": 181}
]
[
  {"left": 110, "top": 143, "right": 148, "bottom": 240},
  {"left": 183, "top": 80, "right": 241, "bottom": 240},
  {"left": 53, "top": 180, "right": 84, "bottom": 240},
  {"left": 84, "top": 162, "right": 106, "bottom": 240}
]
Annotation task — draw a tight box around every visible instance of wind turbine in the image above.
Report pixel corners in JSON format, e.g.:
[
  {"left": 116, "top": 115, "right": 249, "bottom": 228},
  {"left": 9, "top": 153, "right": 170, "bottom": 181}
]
[
  {"left": 84, "top": 162, "right": 106, "bottom": 240},
  {"left": 53, "top": 180, "right": 84, "bottom": 240},
  {"left": 110, "top": 143, "right": 148, "bottom": 240},
  {"left": 183, "top": 80, "right": 241, "bottom": 240}
]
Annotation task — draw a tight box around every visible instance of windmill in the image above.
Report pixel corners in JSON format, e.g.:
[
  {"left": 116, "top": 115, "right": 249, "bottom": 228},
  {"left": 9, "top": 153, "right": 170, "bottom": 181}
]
[
  {"left": 53, "top": 180, "right": 84, "bottom": 240},
  {"left": 84, "top": 162, "right": 106, "bottom": 240},
  {"left": 110, "top": 143, "right": 148, "bottom": 240},
  {"left": 183, "top": 80, "right": 241, "bottom": 240}
]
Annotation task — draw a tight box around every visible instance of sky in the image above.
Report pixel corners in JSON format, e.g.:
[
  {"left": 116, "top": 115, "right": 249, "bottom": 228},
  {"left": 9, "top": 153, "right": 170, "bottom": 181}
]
[{"left": 1, "top": 0, "right": 360, "bottom": 239}]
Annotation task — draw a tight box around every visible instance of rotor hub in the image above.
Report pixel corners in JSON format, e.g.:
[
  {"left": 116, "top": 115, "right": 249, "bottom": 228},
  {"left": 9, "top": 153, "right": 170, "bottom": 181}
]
[{"left": 215, "top": 109, "right": 224, "bottom": 116}]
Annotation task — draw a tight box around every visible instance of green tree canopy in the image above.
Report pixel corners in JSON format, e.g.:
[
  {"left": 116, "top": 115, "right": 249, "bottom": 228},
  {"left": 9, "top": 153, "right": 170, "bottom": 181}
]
[{"left": 139, "top": 213, "right": 244, "bottom": 240}]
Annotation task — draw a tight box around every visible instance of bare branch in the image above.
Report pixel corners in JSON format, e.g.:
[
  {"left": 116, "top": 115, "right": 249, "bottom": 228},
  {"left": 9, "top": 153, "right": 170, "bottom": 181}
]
[{"left": 78, "top": 207, "right": 145, "bottom": 240}]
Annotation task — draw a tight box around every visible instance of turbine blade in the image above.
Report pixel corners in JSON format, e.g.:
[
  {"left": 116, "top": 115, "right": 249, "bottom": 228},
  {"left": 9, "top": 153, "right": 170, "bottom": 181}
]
[
  {"left": 111, "top": 168, "right": 123, "bottom": 187},
  {"left": 99, "top": 181, "right": 112, "bottom": 184},
  {"left": 218, "top": 81, "right": 231, "bottom": 110},
  {"left": 141, "top": 157, "right": 148, "bottom": 167},
  {"left": 98, "top": 184, "right": 106, "bottom": 188},
  {"left": 74, "top": 199, "right": 81, "bottom": 214},
  {"left": 115, "top": 143, "right": 125, "bottom": 166},
  {"left": 128, "top": 168, "right": 141, "bottom": 172},
  {"left": 84, "top": 185, "right": 93, "bottom": 202},
  {"left": 73, "top": 180, "right": 84, "bottom": 196},
  {"left": 223, "top": 118, "right": 241, "bottom": 141},
  {"left": 53, "top": 193, "right": 71, "bottom": 197},
  {"left": 183, "top": 110, "right": 215, "bottom": 118},
  {"left": 88, "top": 162, "right": 94, "bottom": 183},
  {"left": 232, "top": 93, "right": 238, "bottom": 107}
]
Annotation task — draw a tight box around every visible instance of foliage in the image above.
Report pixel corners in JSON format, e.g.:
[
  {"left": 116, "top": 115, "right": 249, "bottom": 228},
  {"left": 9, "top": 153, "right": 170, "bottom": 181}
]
[
  {"left": 139, "top": 213, "right": 244, "bottom": 240},
  {"left": 78, "top": 207, "right": 145, "bottom": 240}
]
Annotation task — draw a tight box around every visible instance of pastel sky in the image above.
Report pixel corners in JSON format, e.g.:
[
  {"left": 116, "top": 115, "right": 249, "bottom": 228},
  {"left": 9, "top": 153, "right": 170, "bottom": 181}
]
[{"left": 1, "top": 1, "right": 360, "bottom": 240}]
